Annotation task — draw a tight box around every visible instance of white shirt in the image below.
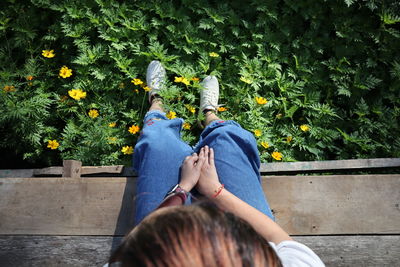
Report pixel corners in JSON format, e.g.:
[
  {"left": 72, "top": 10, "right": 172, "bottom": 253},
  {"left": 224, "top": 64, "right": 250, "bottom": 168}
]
[{"left": 269, "top": 240, "right": 325, "bottom": 267}]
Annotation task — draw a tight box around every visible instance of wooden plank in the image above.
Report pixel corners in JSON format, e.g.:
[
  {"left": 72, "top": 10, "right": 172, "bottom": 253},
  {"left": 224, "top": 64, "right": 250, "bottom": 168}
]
[
  {"left": 80, "top": 166, "right": 136, "bottom": 177},
  {"left": 33, "top": 167, "right": 62, "bottom": 176},
  {"left": 1, "top": 158, "right": 399, "bottom": 178},
  {"left": 0, "top": 178, "right": 136, "bottom": 235},
  {"left": 260, "top": 158, "right": 400, "bottom": 173},
  {"left": 81, "top": 165, "right": 124, "bottom": 175},
  {"left": 0, "top": 175, "right": 399, "bottom": 235},
  {"left": 0, "top": 235, "right": 399, "bottom": 266},
  {"left": 32, "top": 165, "right": 126, "bottom": 176},
  {"left": 62, "top": 160, "right": 82, "bottom": 178},
  {"left": 263, "top": 175, "right": 400, "bottom": 235},
  {"left": 0, "top": 235, "right": 115, "bottom": 266},
  {"left": 295, "top": 235, "right": 400, "bottom": 266},
  {"left": 0, "top": 169, "right": 35, "bottom": 178},
  {"left": 31, "top": 166, "right": 135, "bottom": 177}
]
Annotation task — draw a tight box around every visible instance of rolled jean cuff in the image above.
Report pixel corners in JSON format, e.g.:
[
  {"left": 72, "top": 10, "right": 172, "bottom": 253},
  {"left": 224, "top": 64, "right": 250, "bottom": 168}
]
[{"left": 143, "top": 110, "right": 167, "bottom": 122}]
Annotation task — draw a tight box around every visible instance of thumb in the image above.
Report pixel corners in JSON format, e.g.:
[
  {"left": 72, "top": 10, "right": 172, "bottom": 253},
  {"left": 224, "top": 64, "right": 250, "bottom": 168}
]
[
  {"left": 191, "top": 153, "right": 198, "bottom": 161},
  {"left": 195, "top": 154, "right": 206, "bottom": 170}
]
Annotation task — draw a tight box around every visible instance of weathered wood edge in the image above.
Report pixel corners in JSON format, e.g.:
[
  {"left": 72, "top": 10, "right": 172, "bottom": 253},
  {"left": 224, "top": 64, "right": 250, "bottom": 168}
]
[
  {"left": 259, "top": 158, "right": 400, "bottom": 173},
  {"left": 1, "top": 166, "right": 136, "bottom": 178},
  {"left": 1, "top": 158, "right": 399, "bottom": 178},
  {"left": 81, "top": 165, "right": 124, "bottom": 175},
  {"left": 32, "top": 167, "right": 62, "bottom": 176},
  {"left": 0, "top": 235, "right": 399, "bottom": 267}
]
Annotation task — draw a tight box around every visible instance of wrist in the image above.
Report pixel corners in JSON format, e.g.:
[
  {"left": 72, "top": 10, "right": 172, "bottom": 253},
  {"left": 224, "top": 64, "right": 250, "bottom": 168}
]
[
  {"left": 157, "top": 184, "right": 189, "bottom": 209},
  {"left": 179, "top": 181, "right": 194, "bottom": 192},
  {"left": 210, "top": 187, "right": 229, "bottom": 207},
  {"left": 204, "top": 182, "right": 223, "bottom": 199},
  {"left": 165, "top": 184, "right": 189, "bottom": 202},
  {"left": 212, "top": 184, "right": 224, "bottom": 198}
]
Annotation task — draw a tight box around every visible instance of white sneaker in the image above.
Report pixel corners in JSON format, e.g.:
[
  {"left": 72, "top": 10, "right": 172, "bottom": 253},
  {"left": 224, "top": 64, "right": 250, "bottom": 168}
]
[
  {"left": 200, "top": 76, "right": 219, "bottom": 112},
  {"left": 146, "top": 60, "right": 166, "bottom": 102}
]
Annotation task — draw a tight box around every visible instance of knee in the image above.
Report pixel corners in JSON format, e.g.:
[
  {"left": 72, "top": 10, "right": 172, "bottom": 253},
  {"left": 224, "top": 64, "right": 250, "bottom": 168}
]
[{"left": 136, "top": 131, "right": 172, "bottom": 153}]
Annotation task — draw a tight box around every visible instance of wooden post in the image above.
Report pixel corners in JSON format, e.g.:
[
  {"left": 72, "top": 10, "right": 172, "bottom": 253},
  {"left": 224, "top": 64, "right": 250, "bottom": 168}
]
[{"left": 62, "top": 160, "right": 82, "bottom": 178}]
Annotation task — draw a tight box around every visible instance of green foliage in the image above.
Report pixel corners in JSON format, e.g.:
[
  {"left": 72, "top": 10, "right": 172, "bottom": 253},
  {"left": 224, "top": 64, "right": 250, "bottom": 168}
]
[{"left": 1, "top": 0, "right": 399, "bottom": 167}]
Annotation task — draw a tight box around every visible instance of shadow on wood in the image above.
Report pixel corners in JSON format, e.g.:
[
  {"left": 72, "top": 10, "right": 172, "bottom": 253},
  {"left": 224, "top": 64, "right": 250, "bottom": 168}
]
[{"left": 111, "top": 178, "right": 136, "bottom": 255}]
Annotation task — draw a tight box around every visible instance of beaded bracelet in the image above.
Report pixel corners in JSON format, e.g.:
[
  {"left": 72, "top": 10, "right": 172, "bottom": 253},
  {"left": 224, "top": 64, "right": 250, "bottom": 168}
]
[
  {"left": 212, "top": 184, "right": 225, "bottom": 198},
  {"left": 164, "top": 184, "right": 189, "bottom": 203}
]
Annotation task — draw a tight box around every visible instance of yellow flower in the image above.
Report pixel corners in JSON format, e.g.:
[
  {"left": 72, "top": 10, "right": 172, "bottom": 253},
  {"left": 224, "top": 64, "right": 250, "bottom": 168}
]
[
  {"left": 26, "top": 75, "right": 34, "bottom": 86},
  {"left": 254, "top": 129, "right": 262, "bottom": 137},
  {"left": 209, "top": 52, "right": 219, "bottom": 57},
  {"left": 131, "top": 78, "right": 143, "bottom": 86},
  {"left": 42, "top": 49, "right": 55, "bottom": 58},
  {"left": 68, "top": 89, "right": 87, "bottom": 100},
  {"left": 142, "top": 86, "right": 151, "bottom": 92},
  {"left": 191, "top": 77, "right": 200, "bottom": 81},
  {"left": 108, "top": 122, "right": 116, "bottom": 128},
  {"left": 271, "top": 151, "right": 283, "bottom": 161},
  {"left": 183, "top": 122, "right": 191, "bottom": 130},
  {"left": 3, "top": 85, "right": 16, "bottom": 92},
  {"left": 59, "top": 66, "right": 72, "bottom": 78},
  {"left": 88, "top": 109, "right": 99, "bottom": 118},
  {"left": 166, "top": 111, "right": 177, "bottom": 119},
  {"left": 240, "top": 76, "right": 252, "bottom": 84},
  {"left": 255, "top": 96, "right": 267, "bottom": 105},
  {"left": 185, "top": 105, "right": 196, "bottom": 114},
  {"left": 121, "top": 146, "right": 134, "bottom": 155},
  {"left": 134, "top": 89, "right": 139, "bottom": 94},
  {"left": 218, "top": 107, "right": 227, "bottom": 112},
  {"left": 181, "top": 78, "right": 190, "bottom": 86},
  {"left": 174, "top": 76, "right": 190, "bottom": 85},
  {"left": 47, "top": 140, "right": 60, "bottom": 150},
  {"left": 286, "top": 136, "right": 293, "bottom": 143},
  {"left": 128, "top": 125, "right": 140, "bottom": 134},
  {"left": 300, "top": 124, "right": 310, "bottom": 132},
  {"left": 174, "top": 76, "right": 183, "bottom": 83},
  {"left": 261, "top": 141, "right": 269, "bottom": 149}
]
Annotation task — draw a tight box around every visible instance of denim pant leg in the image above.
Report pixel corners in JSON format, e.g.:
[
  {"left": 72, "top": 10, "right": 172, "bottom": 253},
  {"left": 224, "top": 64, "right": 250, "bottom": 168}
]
[
  {"left": 133, "top": 111, "right": 194, "bottom": 224},
  {"left": 194, "top": 120, "right": 275, "bottom": 220}
]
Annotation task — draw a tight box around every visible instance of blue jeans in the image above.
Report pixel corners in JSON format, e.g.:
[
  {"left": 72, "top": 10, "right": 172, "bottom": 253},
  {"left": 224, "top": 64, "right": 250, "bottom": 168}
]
[{"left": 133, "top": 110, "right": 274, "bottom": 223}]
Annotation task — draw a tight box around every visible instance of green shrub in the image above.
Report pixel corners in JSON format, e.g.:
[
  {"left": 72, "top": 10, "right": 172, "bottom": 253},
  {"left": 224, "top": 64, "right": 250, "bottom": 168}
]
[{"left": 1, "top": 0, "right": 399, "bottom": 167}]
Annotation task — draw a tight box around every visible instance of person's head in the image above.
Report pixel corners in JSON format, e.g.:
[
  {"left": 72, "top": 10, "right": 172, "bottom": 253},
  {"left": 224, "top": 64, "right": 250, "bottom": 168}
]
[{"left": 109, "top": 201, "right": 282, "bottom": 267}]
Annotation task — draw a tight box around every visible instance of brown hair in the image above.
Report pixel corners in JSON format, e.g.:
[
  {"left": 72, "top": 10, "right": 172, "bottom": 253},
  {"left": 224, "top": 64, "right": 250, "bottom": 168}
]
[{"left": 109, "top": 201, "right": 282, "bottom": 267}]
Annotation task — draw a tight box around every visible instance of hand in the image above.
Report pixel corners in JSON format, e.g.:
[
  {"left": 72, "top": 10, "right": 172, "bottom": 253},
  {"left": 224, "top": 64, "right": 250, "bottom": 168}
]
[
  {"left": 179, "top": 150, "right": 206, "bottom": 192},
  {"left": 196, "top": 145, "right": 222, "bottom": 198}
]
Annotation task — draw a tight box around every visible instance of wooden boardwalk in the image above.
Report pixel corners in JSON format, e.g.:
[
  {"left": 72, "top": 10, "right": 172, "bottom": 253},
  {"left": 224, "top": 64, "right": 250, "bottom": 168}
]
[{"left": 0, "top": 159, "right": 399, "bottom": 266}]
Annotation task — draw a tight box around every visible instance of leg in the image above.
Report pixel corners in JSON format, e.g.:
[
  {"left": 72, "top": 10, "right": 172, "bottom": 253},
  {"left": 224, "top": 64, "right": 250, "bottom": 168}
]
[
  {"left": 133, "top": 61, "right": 194, "bottom": 223},
  {"left": 197, "top": 74, "right": 274, "bottom": 219},
  {"left": 133, "top": 108, "right": 193, "bottom": 223},
  {"left": 195, "top": 117, "right": 275, "bottom": 220}
]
